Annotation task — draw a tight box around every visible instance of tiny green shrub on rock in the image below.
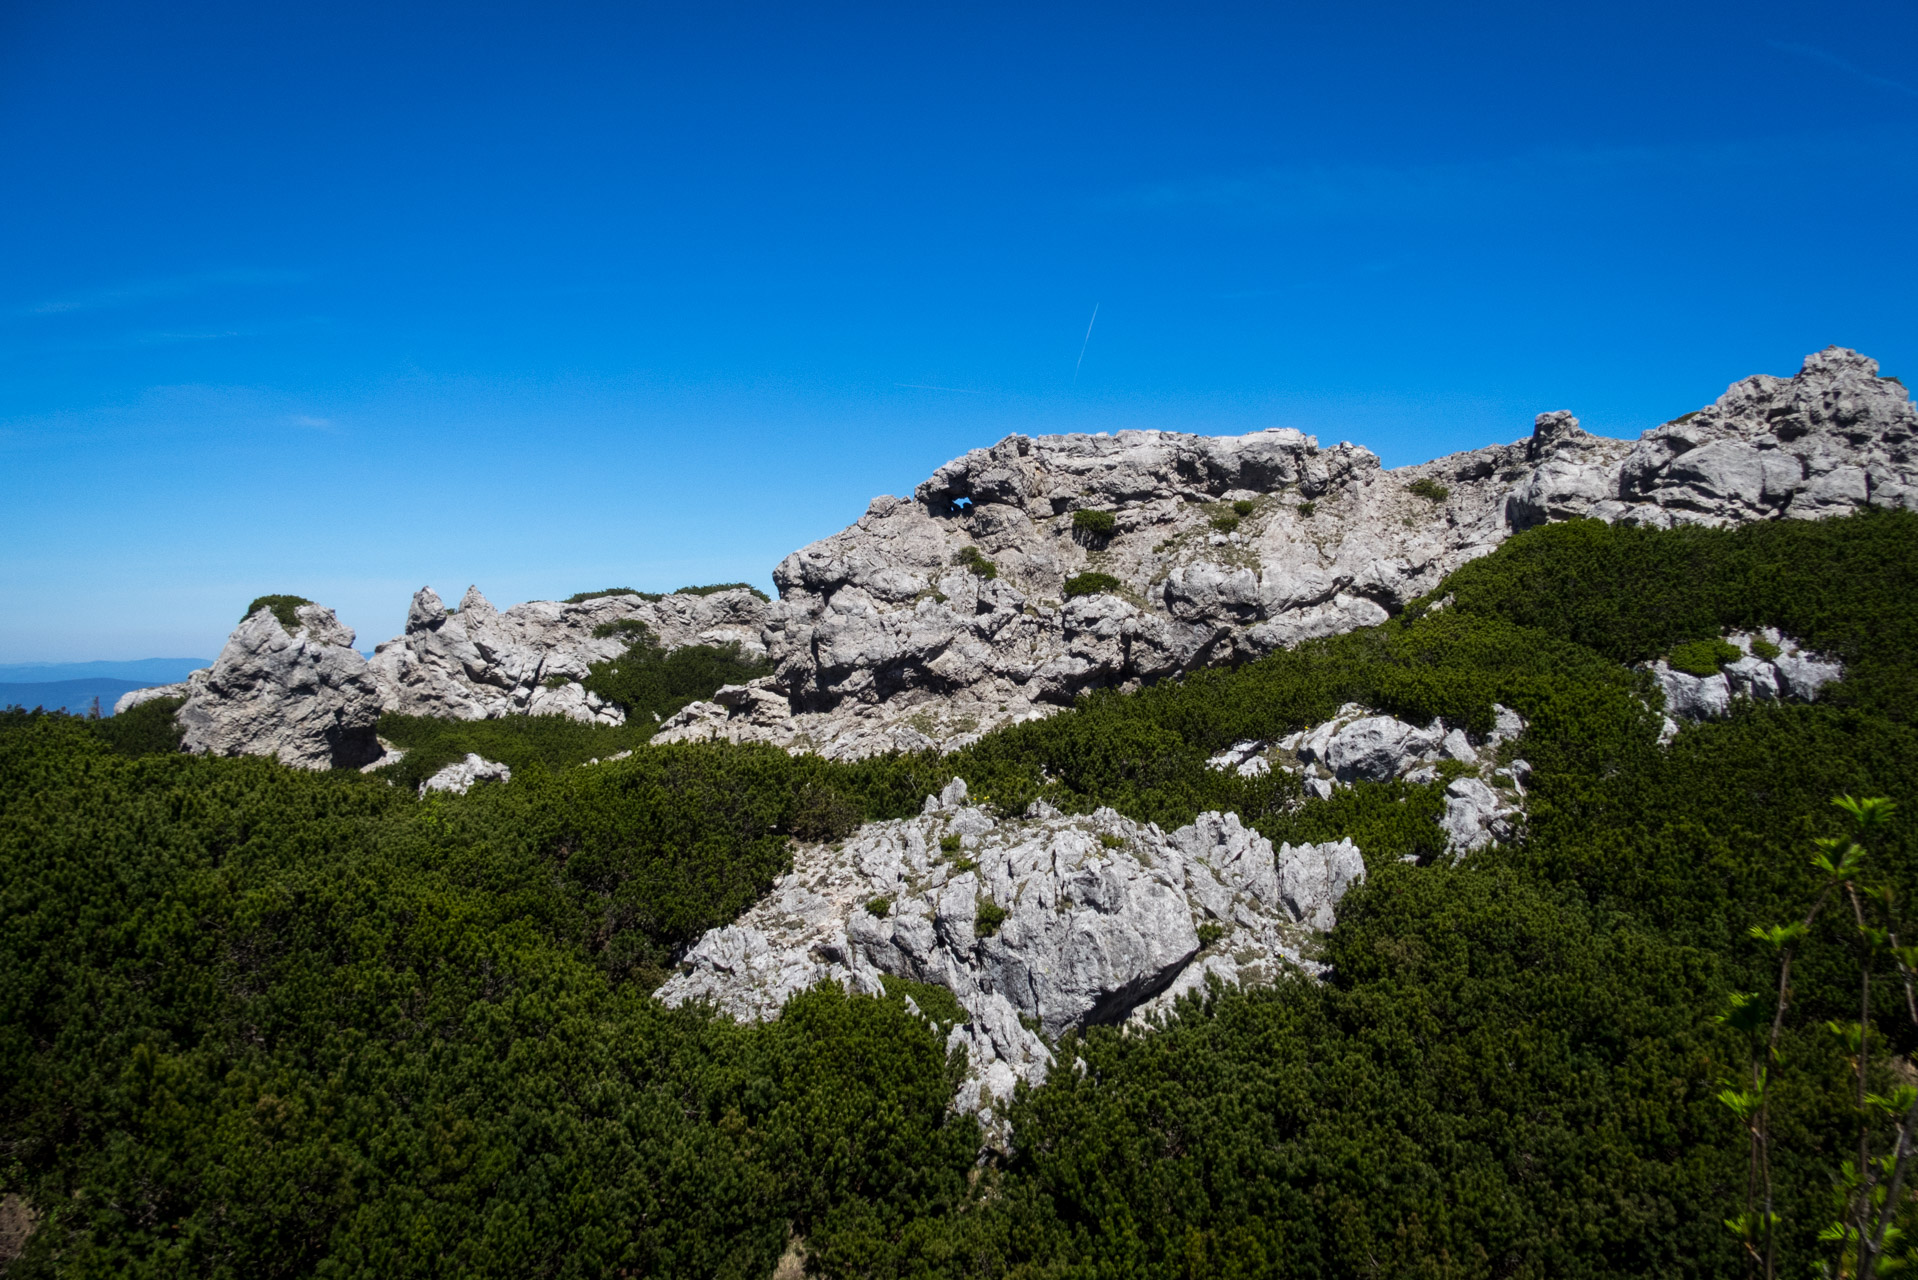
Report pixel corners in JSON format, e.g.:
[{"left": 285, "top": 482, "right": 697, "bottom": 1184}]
[
  {"left": 1668, "top": 637, "right": 1743, "bottom": 677},
  {"left": 1407, "top": 476, "right": 1452, "bottom": 502},
  {"left": 243, "top": 594, "right": 312, "bottom": 631},
  {"left": 1210, "top": 511, "right": 1241, "bottom": 533},
  {"left": 1231, "top": 499, "right": 1257, "bottom": 517},
  {"left": 673, "top": 582, "right": 772, "bottom": 602},
  {"left": 590, "top": 617, "right": 655, "bottom": 640},
  {"left": 974, "top": 900, "right": 1008, "bottom": 937},
  {"left": 1750, "top": 636, "right": 1782, "bottom": 660},
  {"left": 1063, "top": 571, "right": 1123, "bottom": 599},
  {"left": 1072, "top": 509, "right": 1116, "bottom": 538},
  {"left": 564, "top": 587, "right": 658, "bottom": 604},
  {"left": 954, "top": 546, "right": 998, "bottom": 579},
  {"left": 865, "top": 896, "right": 891, "bottom": 918},
  {"left": 567, "top": 583, "right": 771, "bottom": 605}
]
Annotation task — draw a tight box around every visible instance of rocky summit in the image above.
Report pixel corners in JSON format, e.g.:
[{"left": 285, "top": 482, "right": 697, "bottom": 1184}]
[
  {"left": 168, "top": 346, "right": 1912, "bottom": 771},
  {"left": 658, "top": 345, "right": 1914, "bottom": 758}
]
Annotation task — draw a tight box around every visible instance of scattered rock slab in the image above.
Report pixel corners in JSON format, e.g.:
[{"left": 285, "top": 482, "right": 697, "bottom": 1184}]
[
  {"left": 1214, "top": 702, "right": 1530, "bottom": 855},
  {"left": 419, "top": 753, "right": 512, "bottom": 796}
]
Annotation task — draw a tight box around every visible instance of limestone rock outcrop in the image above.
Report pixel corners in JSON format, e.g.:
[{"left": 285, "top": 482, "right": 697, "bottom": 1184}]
[
  {"left": 176, "top": 605, "right": 383, "bottom": 770},
  {"left": 166, "top": 348, "right": 1906, "bottom": 772},
  {"left": 664, "top": 348, "right": 1912, "bottom": 760},
  {"left": 367, "top": 585, "right": 769, "bottom": 725},
  {"left": 657, "top": 781, "right": 1366, "bottom": 1116},
  {"left": 1651, "top": 630, "right": 1843, "bottom": 739},
  {"left": 1608, "top": 347, "right": 1918, "bottom": 525},
  {"left": 1213, "top": 702, "right": 1531, "bottom": 855}
]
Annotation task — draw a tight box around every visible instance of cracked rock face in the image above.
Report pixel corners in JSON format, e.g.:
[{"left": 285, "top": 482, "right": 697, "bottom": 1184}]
[
  {"left": 669, "top": 348, "right": 1912, "bottom": 760},
  {"left": 367, "top": 585, "right": 770, "bottom": 725},
  {"left": 177, "top": 605, "right": 384, "bottom": 770},
  {"left": 656, "top": 782, "right": 1365, "bottom": 1116},
  {"left": 1608, "top": 347, "right": 1918, "bottom": 526}
]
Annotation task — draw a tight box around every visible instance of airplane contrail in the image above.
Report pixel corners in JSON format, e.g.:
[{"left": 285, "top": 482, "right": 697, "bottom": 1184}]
[{"left": 1072, "top": 302, "right": 1099, "bottom": 386}]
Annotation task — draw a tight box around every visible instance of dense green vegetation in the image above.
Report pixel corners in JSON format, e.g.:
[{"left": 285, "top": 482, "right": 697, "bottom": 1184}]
[
  {"left": 371, "top": 712, "right": 655, "bottom": 794},
  {"left": 4, "top": 511, "right": 1916, "bottom": 1276},
  {"left": 242, "top": 595, "right": 313, "bottom": 631}
]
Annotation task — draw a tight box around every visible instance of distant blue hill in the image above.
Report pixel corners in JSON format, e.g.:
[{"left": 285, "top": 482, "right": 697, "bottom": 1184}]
[
  {"left": 0, "top": 658, "right": 209, "bottom": 684},
  {"left": 0, "top": 678, "right": 169, "bottom": 717}
]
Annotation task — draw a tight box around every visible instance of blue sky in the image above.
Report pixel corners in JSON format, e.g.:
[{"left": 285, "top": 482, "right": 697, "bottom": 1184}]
[{"left": 3, "top": 1, "right": 1915, "bottom": 662}]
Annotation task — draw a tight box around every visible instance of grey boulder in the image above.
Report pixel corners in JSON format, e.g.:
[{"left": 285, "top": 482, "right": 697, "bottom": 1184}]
[{"left": 177, "top": 604, "right": 383, "bottom": 770}]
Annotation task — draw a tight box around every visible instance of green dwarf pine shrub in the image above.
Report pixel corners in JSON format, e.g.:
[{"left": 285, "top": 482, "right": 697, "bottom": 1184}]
[
  {"left": 1073, "top": 509, "right": 1117, "bottom": 538},
  {"left": 1063, "top": 571, "right": 1122, "bottom": 599},
  {"left": 243, "top": 594, "right": 313, "bottom": 631}
]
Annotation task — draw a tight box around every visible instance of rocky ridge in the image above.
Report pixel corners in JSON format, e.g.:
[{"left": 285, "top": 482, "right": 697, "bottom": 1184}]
[
  {"left": 168, "top": 585, "right": 769, "bottom": 770},
  {"left": 657, "top": 779, "right": 1364, "bottom": 1118},
  {"left": 164, "top": 347, "right": 1909, "bottom": 770},
  {"left": 367, "top": 585, "right": 769, "bottom": 725},
  {"left": 658, "top": 347, "right": 1915, "bottom": 760}
]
